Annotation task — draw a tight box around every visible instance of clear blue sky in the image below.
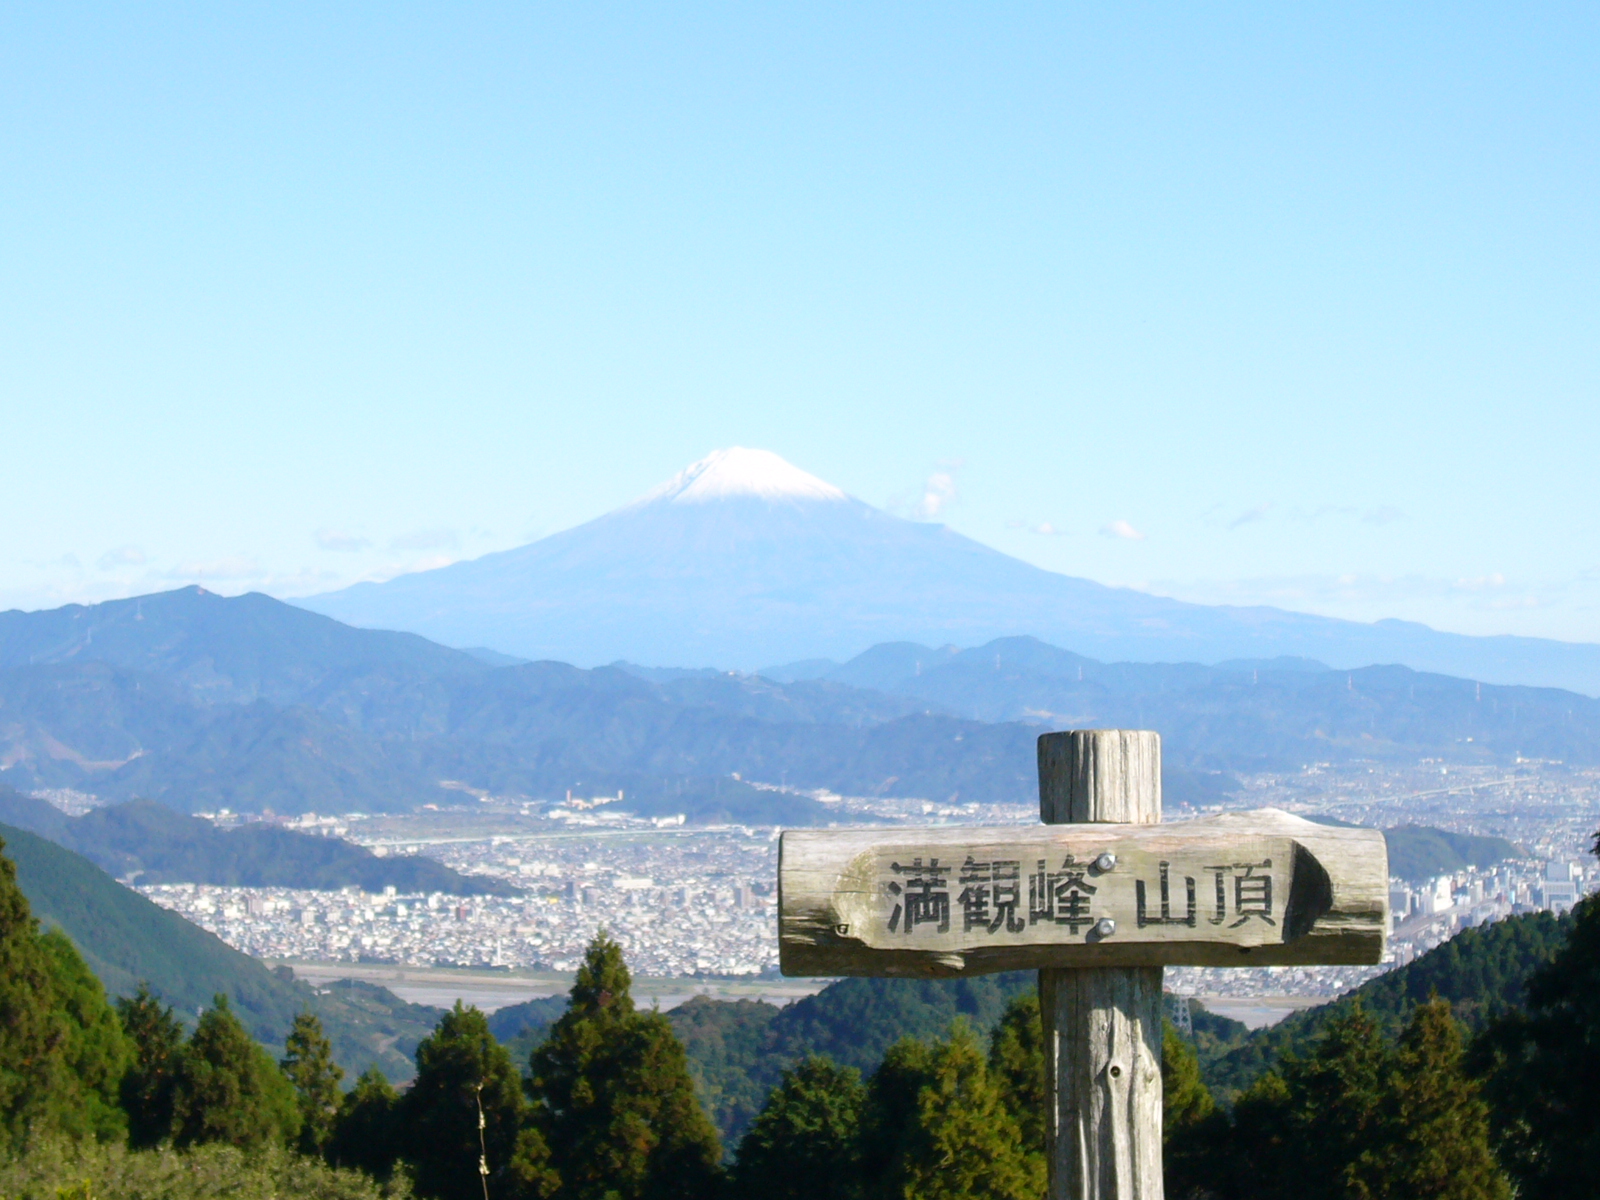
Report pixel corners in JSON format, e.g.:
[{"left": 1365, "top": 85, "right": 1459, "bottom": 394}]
[{"left": 4, "top": 4, "right": 1596, "bottom": 642}]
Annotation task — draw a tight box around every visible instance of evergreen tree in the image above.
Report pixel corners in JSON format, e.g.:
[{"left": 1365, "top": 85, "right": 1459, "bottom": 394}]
[
  {"left": 1204, "top": 999, "right": 1509, "bottom": 1200},
  {"left": 1161, "top": 1019, "right": 1215, "bottom": 1131},
  {"left": 171, "top": 994, "right": 300, "bottom": 1151},
  {"left": 1475, "top": 888, "right": 1600, "bottom": 1200},
  {"left": 1216, "top": 1005, "right": 1390, "bottom": 1200},
  {"left": 326, "top": 1066, "right": 401, "bottom": 1182},
  {"left": 1162, "top": 1018, "right": 1224, "bottom": 1200},
  {"left": 856, "top": 1035, "right": 934, "bottom": 1195},
  {"left": 37, "top": 928, "right": 130, "bottom": 1142},
  {"left": 400, "top": 1002, "right": 529, "bottom": 1200},
  {"left": 0, "top": 837, "right": 72, "bottom": 1150},
  {"left": 1385, "top": 1000, "right": 1508, "bottom": 1200},
  {"left": 730, "top": 1056, "right": 864, "bottom": 1200},
  {"left": 987, "top": 989, "right": 1046, "bottom": 1158},
  {"left": 859, "top": 1024, "right": 1039, "bottom": 1200},
  {"left": 529, "top": 932, "right": 722, "bottom": 1200},
  {"left": 117, "top": 984, "right": 186, "bottom": 1149},
  {"left": 281, "top": 1010, "right": 344, "bottom": 1155}
]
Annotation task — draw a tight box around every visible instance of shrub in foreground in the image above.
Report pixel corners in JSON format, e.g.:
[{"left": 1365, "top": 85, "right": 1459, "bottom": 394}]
[{"left": 0, "top": 1139, "right": 411, "bottom": 1200}]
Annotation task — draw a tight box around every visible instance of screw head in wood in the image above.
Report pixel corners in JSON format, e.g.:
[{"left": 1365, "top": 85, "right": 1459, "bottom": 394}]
[
  {"left": 1093, "top": 917, "right": 1116, "bottom": 938},
  {"left": 1093, "top": 852, "right": 1117, "bottom": 872}
]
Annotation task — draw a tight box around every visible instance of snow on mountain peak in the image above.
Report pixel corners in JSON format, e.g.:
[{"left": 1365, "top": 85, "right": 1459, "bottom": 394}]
[{"left": 635, "top": 447, "right": 849, "bottom": 506}]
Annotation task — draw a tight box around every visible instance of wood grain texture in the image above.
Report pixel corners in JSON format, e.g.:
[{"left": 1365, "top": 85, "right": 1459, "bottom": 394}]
[
  {"left": 1043, "top": 966, "right": 1165, "bottom": 1200},
  {"left": 777, "top": 811, "right": 1387, "bottom": 976},
  {"left": 1039, "top": 730, "right": 1161, "bottom": 825},
  {"left": 1043, "top": 730, "right": 1163, "bottom": 1200}
]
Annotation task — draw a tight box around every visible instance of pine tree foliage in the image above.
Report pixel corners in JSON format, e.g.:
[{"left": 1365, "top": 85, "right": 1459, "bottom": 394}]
[
  {"left": 1475, "top": 890, "right": 1600, "bottom": 1200},
  {"left": 1161, "top": 1018, "right": 1225, "bottom": 1200},
  {"left": 859, "top": 1024, "right": 1039, "bottom": 1200},
  {"left": 1161, "top": 1019, "right": 1215, "bottom": 1131},
  {"left": 730, "top": 1056, "right": 865, "bottom": 1200},
  {"left": 172, "top": 993, "right": 301, "bottom": 1151},
  {"left": 1386, "top": 1000, "right": 1507, "bottom": 1200},
  {"left": 118, "top": 983, "right": 186, "bottom": 1149},
  {"left": 284, "top": 1010, "right": 345, "bottom": 1155},
  {"left": 1186, "top": 1001, "right": 1512, "bottom": 1200},
  {"left": 0, "top": 836, "right": 73, "bottom": 1149},
  {"left": 528, "top": 933, "right": 722, "bottom": 1200},
  {"left": 399, "top": 1001, "right": 528, "bottom": 1200},
  {"left": 986, "top": 990, "right": 1046, "bottom": 1158},
  {"left": 37, "top": 927, "right": 131, "bottom": 1143},
  {"left": 326, "top": 1066, "right": 402, "bottom": 1183}
]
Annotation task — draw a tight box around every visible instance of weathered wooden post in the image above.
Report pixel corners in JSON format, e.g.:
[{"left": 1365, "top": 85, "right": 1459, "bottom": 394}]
[
  {"left": 1038, "top": 729, "right": 1163, "bottom": 1200},
  {"left": 778, "top": 728, "right": 1389, "bottom": 1199}
]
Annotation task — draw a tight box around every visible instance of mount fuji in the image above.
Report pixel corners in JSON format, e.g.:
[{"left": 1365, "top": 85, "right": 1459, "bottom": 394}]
[{"left": 298, "top": 448, "right": 1600, "bottom": 693}]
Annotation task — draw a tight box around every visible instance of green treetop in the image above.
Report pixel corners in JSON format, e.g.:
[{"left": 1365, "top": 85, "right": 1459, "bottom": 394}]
[
  {"left": 986, "top": 989, "right": 1046, "bottom": 1160},
  {"left": 282, "top": 1009, "right": 345, "bottom": 1156},
  {"left": 36, "top": 927, "right": 131, "bottom": 1143},
  {"left": 1207, "top": 1000, "right": 1509, "bottom": 1200},
  {"left": 529, "top": 932, "right": 722, "bottom": 1200},
  {"left": 1476, "top": 886, "right": 1600, "bottom": 1200},
  {"left": 859, "top": 1023, "right": 1040, "bottom": 1200},
  {"left": 730, "top": 1055, "right": 865, "bottom": 1200},
  {"left": 326, "top": 1066, "right": 401, "bottom": 1182},
  {"left": 0, "top": 838, "right": 143, "bottom": 1150},
  {"left": 1388, "top": 999, "right": 1508, "bottom": 1200},
  {"left": 400, "top": 1001, "right": 530, "bottom": 1200},
  {"left": 118, "top": 984, "right": 187, "bottom": 1149},
  {"left": 171, "top": 993, "right": 300, "bottom": 1151}
]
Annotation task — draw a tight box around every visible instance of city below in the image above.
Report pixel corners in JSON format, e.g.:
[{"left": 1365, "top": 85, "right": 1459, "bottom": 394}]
[{"left": 123, "top": 758, "right": 1600, "bottom": 1021}]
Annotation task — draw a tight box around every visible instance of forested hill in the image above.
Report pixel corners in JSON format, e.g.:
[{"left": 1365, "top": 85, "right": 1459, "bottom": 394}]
[
  {"left": 493, "top": 971, "right": 1039, "bottom": 1146},
  {"left": 1374, "top": 824, "right": 1521, "bottom": 880},
  {"left": 0, "top": 788, "right": 516, "bottom": 896},
  {"left": 1198, "top": 907, "right": 1572, "bottom": 1096},
  {"left": 487, "top": 907, "right": 1575, "bottom": 1148},
  {"left": 0, "top": 824, "right": 441, "bottom": 1080}
]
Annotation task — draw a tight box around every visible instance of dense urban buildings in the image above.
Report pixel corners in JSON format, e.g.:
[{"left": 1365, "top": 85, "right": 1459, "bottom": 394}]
[{"left": 131, "top": 760, "right": 1600, "bottom": 1001}]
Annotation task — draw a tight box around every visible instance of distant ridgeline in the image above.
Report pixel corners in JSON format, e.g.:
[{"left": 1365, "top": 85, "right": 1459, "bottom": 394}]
[
  {"left": 0, "top": 822, "right": 442, "bottom": 1081},
  {"left": 0, "top": 787, "right": 517, "bottom": 896},
  {"left": 0, "top": 588, "right": 1597, "bottom": 821}
]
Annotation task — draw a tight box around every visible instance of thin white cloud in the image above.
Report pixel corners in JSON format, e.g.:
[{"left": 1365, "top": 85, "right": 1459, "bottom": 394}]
[
  {"left": 97, "top": 545, "right": 147, "bottom": 570},
  {"left": 316, "top": 529, "right": 372, "bottom": 553},
  {"left": 1228, "top": 505, "right": 1271, "bottom": 530},
  {"left": 1032, "top": 522, "right": 1065, "bottom": 536},
  {"left": 911, "top": 469, "right": 960, "bottom": 521},
  {"left": 1362, "top": 505, "right": 1405, "bottom": 525},
  {"left": 1099, "top": 519, "right": 1146, "bottom": 541},
  {"left": 1100, "top": 524, "right": 1152, "bottom": 547}
]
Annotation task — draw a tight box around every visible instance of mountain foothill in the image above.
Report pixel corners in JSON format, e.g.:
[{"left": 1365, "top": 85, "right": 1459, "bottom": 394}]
[{"left": 2, "top": 586, "right": 1598, "bottom": 837}]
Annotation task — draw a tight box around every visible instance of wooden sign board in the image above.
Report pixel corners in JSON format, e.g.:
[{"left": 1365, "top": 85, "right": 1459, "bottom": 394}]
[{"left": 780, "top": 808, "right": 1387, "bottom": 977}]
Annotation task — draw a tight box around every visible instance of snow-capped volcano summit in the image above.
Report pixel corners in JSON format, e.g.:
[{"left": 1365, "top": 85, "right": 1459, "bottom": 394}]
[
  {"left": 634, "top": 447, "right": 848, "bottom": 506},
  {"left": 298, "top": 449, "right": 1600, "bottom": 691}
]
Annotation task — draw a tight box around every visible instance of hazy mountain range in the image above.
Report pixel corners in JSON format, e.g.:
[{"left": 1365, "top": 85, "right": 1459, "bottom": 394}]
[
  {"left": 301, "top": 448, "right": 1600, "bottom": 694},
  {"left": 2, "top": 587, "right": 1598, "bottom": 823}
]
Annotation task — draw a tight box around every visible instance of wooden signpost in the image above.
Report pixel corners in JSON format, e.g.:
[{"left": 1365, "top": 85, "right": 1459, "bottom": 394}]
[{"left": 779, "top": 730, "right": 1388, "bottom": 1200}]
